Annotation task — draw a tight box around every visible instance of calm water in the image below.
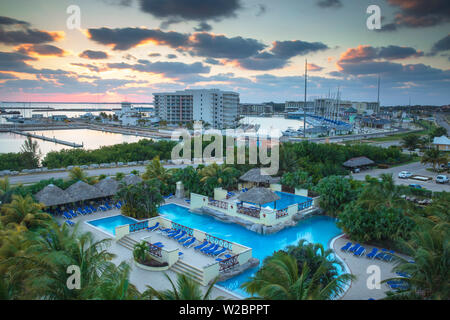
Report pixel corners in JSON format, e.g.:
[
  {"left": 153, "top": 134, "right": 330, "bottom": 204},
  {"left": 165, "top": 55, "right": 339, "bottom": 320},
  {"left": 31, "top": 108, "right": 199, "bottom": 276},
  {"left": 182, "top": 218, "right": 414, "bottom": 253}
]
[
  {"left": 239, "top": 116, "right": 311, "bottom": 137},
  {"left": 257, "top": 191, "right": 311, "bottom": 210},
  {"left": 87, "top": 215, "right": 137, "bottom": 236},
  {"left": 158, "top": 204, "right": 343, "bottom": 298},
  {"left": 0, "top": 129, "right": 147, "bottom": 155}
]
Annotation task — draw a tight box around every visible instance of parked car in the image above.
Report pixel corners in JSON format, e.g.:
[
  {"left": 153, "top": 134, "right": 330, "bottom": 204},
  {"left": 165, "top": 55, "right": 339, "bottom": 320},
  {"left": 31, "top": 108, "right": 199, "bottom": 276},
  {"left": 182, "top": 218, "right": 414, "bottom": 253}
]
[
  {"left": 409, "top": 184, "right": 422, "bottom": 189},
  {"left": 436, "top": 175, "right": 449, "bottom": 184},
  {"left": 399, "top": 171, "right": 413, "bottom": 179}
]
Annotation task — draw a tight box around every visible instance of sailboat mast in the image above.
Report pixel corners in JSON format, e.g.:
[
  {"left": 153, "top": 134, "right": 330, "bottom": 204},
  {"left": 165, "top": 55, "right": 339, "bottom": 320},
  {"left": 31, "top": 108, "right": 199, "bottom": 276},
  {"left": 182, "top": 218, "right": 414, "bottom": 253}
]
[{"left": 303, "top": 59, "right": 307, "bottom": 138}]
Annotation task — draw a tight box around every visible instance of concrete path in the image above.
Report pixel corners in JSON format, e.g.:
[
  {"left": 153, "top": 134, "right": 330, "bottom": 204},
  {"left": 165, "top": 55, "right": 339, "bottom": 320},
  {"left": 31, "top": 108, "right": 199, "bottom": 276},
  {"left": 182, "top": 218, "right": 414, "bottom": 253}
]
[{"left": 333, "top": 235, "right": 409, "bottom": 300}]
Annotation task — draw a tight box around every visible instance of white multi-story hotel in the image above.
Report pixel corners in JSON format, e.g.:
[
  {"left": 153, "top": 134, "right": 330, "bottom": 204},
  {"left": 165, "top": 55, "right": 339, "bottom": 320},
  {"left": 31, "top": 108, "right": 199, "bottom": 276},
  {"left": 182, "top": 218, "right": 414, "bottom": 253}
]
[{"left": 153, "top": 89, "right": 239, "bottom": 129}]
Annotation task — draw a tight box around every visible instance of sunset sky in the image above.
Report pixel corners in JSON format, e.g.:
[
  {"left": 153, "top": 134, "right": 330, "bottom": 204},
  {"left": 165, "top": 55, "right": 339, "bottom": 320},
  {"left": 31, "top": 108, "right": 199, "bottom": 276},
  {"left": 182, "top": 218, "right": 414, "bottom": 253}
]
[{"left": 0, "top": 0, "right": 449, "bottom": 105}]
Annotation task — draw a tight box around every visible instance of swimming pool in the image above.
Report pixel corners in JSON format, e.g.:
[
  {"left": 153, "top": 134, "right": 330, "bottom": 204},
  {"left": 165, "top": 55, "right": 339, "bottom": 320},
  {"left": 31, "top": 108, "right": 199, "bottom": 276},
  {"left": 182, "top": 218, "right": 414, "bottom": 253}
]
[
  {"left": 158, "top": 203, "right": 343, "bottom": 298},
  {"left": 87, "top": 215, "right": 137, "bottom": 235}
]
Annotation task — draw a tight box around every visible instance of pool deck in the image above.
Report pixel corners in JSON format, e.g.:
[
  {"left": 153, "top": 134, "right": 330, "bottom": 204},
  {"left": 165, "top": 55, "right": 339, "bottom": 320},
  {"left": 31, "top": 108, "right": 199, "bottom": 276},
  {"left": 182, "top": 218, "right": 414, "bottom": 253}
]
[
  {"left": 128, "top": 230, "right": 230, "bottom": 270},
  {"left": 333, "top": 235, "right": 410, "bottom": 300},
  {"left": 56, "top": 207, "right": 238, "bottom": 300}
]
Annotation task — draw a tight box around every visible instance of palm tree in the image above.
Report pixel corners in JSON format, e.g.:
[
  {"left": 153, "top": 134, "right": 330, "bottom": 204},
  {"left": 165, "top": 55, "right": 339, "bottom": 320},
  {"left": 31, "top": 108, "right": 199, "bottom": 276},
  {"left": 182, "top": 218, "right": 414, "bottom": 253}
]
[
  {"left": 68, "top": 167, "right": 88, "bottom": 182},
  {"left": 0, "top": 177, "right": 11, "bottom": 198},
  {"left": 421, "top": 149, "right": 448, "bottom": 171},
  {"left": 241, "top": 251, "right": 353, "bottom": 300},
  {"left": 384, "top": 216, "right": 449, "bottom": 300},
  {"left": 285, "top": 240, "right": 345, "bottom": 285},
  {"left": 17, "top": 223, "right": 116, "bottom": 300},
  {"left": 133, "top": 241, "right": 149, "bottom": 263},
  {"left": 0, "top": 194, "right": 51, "bottom": 230},
  {"left": 20, "top": 136, "right": 41, "bottom": 168},
  {"left": 86, "top": 262, "right": 141, "bottom": 300},
  {"left": 143, "top": 273, "right": 222, "bottom": 300}
]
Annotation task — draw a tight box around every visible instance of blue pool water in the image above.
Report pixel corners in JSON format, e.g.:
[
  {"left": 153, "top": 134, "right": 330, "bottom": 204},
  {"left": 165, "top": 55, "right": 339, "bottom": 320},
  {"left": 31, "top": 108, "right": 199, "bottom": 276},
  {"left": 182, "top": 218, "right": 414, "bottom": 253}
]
[
  {"left": 263, "top": 191, "right": 311, "bottom": 210},
  {"left": 87, "top": 215, "right": 137, "bottom": 235},
  {"left": 158, "top": 203, "right": 343, "bottom": 298}
]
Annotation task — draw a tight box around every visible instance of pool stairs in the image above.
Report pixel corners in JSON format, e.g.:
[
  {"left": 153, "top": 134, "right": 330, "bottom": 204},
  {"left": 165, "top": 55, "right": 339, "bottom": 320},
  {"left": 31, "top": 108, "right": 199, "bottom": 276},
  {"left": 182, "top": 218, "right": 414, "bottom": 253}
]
[{"left": 117, "top": 235, "right": 205, "bottom": 284}]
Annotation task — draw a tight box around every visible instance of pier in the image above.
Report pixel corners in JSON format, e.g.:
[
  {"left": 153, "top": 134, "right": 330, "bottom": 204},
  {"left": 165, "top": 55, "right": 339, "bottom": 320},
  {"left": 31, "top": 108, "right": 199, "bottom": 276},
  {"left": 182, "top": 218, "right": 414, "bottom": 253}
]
[{"left": 10, "top": 130, "right": 83, "bottom": 148}]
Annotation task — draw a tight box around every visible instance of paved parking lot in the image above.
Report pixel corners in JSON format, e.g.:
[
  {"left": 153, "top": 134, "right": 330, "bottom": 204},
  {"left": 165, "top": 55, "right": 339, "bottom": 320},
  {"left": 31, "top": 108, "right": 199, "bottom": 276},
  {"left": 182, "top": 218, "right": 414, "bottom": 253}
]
[{"left": 350, "top": 161, "right": 450, "bottom": 192}]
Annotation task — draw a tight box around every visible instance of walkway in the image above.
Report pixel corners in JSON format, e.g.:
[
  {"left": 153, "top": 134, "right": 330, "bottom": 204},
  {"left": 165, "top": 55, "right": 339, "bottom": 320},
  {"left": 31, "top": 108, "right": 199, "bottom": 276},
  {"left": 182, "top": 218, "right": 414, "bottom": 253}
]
[{"left": 333, "top": 235, "right": 409, "bottom": 300}]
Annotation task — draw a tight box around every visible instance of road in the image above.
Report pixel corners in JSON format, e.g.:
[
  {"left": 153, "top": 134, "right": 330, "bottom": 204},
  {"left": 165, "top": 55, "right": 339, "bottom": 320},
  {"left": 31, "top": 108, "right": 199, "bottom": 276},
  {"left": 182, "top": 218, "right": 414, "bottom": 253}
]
[
  {"left": 8, "top": 164, "right": 196, "bottom": 185},
  {"left": 435, "top": 113, "right": 450, "bottom": 134},
  {"left": 350, "top": 161, "right": 450, "bottom": 192}
]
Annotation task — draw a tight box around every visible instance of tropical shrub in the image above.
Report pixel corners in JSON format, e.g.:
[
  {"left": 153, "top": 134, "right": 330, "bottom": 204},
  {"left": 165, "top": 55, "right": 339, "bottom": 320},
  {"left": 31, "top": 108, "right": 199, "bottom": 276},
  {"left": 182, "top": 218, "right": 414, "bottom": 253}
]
[{"left": 313, "top": 175, "right": 356, "bottom": 216}]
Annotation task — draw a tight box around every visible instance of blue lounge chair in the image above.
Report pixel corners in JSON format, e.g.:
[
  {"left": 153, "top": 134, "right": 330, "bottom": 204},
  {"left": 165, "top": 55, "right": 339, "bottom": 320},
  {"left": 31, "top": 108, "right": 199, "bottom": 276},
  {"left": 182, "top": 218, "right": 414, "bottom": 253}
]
[
  {"left": 163, "top": 194, "right": 174, "bottom": 199},
  {"left": 115, "top": 203, "right": 121, "bottom": 209},
  {"left": 375, "top": 252, "right": 385, "bottom": 260},
  {"left": 348, "top": 243, "right": 361, "bottom": 253},
  {"left": 157, "top": 228, "right": 171, "bottom": 234},
  {"left": 77, "top": 208, "right": 85, "bottom": 215},
  {"left": 215, "top": 254, "right": 232, "bottom": 262},
  {"left": 178, "top": 236, "right": 192, "bottom": 244},
  {"left": 383, "top": 250, "right": 394, "bottom": 262},
  {"left": 210, "top": 247, "right": 227, "bottom": 257},
  {"left": 340, "top": 242, "right": 352, "bottom": 252},
  {"left": 63, "top": 212, "right": 72, "bottom": 220},
  {"left": 152, "top": 242, "right": 164, "bottom": 248},
  {"left": 65, "top": 220, "right": 75, "bottom": 227},
  {"left": 198, "top": 242, "right": 214, "bottom": 252},
  {"left": 84, "top": 206, "right": 92, "bottom": 214},
  {"left": 178, "top": 252, "right": 184, "bottom": 259},
  {"left": 183, "top": 237, "right": 196, "bottom": 248},
  {"left": 194, "top": 241, "right": 209, "bottom": 251},
  {"left": 168, "top": 230, "right": 181, "bottom": 238},
  {"left": 203, "top": 244, "right": 219, "bottom": 254},
  {"left": 396, "top": 272, "right": 410, "bottom": 278},
  {"left": 105, "top": 202, "right": 113, "bottom": 210},
  {"left": 354, "top": 246, "right": 366, "bottom": 257},
  {"left": 185, "top": 199, "right": 190, "bottom": 204},
  {"left": 366, "top": 248, "right": 378, "bottom": 259},
  {"left": 173, "top": 231, "right": 187, "bottom": 240},
  {"left": 147, "top": 222, "right": 160, "bottom": 232}
]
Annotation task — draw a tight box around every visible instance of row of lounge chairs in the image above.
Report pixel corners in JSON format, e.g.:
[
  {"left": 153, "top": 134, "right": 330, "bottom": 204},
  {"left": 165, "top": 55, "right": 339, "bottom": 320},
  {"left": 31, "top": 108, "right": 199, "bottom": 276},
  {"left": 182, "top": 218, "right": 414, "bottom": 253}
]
[
  {"left": 146, "top": 222, "right": 230, "bottom": 259},
  {"left": 163, "top": 194, "right": 174, "bottom": 200},
  {"left": 62, "top": 201, "right": 124, "bottom": 224},
  {"left": 341, "top": 242, "right": 396, "bottom": 262}
]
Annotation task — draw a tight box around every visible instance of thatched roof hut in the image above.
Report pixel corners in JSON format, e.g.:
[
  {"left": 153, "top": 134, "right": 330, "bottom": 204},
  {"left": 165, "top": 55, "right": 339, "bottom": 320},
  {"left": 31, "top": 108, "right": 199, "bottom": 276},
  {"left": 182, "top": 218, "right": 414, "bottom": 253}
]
[
  {"left": 238, "top": 187, "right": 280, "bottom": 205},
  {"left": 123, "top": 174, "right": 143, "bottom": 186},
  {"left": 239, "top": 168, "right": 281, "bottom": 184},
  {"left": 35, "top": 184, "right": 72, "bottom": 207},
  {"left": 343, "top": 156, "right": 375, "bottom": 168},
  {"left": 65, "top": 181, "right": 103, "bottom": 202},
  {"left": 95, "top": 177, "right": 120, "bottom": 197}
]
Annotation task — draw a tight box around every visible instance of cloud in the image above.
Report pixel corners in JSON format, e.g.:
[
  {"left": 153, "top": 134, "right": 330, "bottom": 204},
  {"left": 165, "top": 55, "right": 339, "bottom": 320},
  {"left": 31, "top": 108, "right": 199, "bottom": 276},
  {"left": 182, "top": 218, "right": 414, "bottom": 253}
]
[
  {"left": 87, "top": 27, "right": 189, "bottom": 50},
  {"left": 270, "top": 40, "right": 329, "bottom": 59},
  {"left": 71, "top": 63, "right": 107, "bottom": 73},
  {"left": 138, "top": 0, "right": 242, "bottom": 22},
  {"left": 430, "top": 34, "right": 450, "bottom": 55},
  {"left": 316, "top": 0, "right": 342, "bottom": 9},
  {"left": 204, "top": 58, "right": 222, "bottom": 65},
  {"left": 384, "top": 0, "right": 450, "bottom": 29},
  {"left": 194, "top": 22, "right": 212, "bottom": 32},
  {"left": 16, "top": 44, "right": 67, "bottom": 57},
  {"left": 256, "top": 4, "right": 267, "bottom": 17},
  {"left": 307, "top": 63, "right": 323, "bottom": 72},
  {"left": 338, "top": 45, "right": 423, "bottom": 64},
  {"left": 186, "top": 33, "right": 266, "bottom": 59},
  {"left": 148, "top": 52, "right": 161, "bottom": 57},
  {"left": 0, "top": 16, "right": 63, "bottom": 45},
  {"left": 166, "top": 54, "right": 177, "bottom": 59},
  {"left": 0, "top": 16, "right": 30, "bottom": 26},
  {"left": 79, "top": 50, "right": 109, "bottom": 60},
  {"left": 106, "top": 60, "right": 210, "bottom": 77}
]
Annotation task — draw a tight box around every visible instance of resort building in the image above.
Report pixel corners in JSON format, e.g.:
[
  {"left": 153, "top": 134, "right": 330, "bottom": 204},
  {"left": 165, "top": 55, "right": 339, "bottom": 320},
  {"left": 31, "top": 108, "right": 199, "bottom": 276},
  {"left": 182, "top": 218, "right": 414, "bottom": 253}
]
[
  {"left": 239, "top": 103, "right": 273, "bottom": 116},
  {"left": 153, "top": 89, "right": 240, "bottom": 129},
  {"left": 432, "top": 135, "right": 450, "bottom": 151},
  {"left": 115, "top": 102, "right": 158, "bottom": 126}
]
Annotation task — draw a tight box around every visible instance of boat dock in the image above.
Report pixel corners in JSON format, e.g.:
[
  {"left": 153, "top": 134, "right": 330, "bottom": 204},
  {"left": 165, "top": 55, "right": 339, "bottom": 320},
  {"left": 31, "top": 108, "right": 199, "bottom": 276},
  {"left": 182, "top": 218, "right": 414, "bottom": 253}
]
[{"left": 10, "top": 130, "right": 83, "bottom": 148}]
